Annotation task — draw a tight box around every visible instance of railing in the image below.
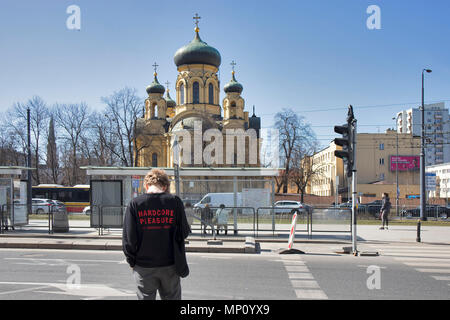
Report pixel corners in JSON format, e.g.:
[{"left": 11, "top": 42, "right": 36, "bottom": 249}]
[
  {"left": 2, "top": 202, "right": 447, "bottom": 237},
  {"left": 89, "top": 205, "right": 126, "bottom": 236}
]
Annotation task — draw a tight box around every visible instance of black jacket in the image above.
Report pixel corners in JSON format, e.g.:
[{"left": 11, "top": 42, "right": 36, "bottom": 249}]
[{"left": 122, "top": 192, "right": 190, "bottom": 271}]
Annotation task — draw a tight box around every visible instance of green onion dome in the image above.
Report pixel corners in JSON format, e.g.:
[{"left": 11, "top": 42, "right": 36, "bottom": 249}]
[
  {"left": 146, "top": 73, "right": 165, "bottom": 95},
  {"left": 165, "top": 90, "right": 176, "bottom": 108},
  {"left": 174, "top": 29, "right": 221, "bottom": 68},
  {"left": 224, "top": 71, "right": 243, "bottom": 94}
]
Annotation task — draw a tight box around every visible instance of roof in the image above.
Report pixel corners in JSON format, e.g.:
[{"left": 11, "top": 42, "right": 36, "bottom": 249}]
[{"left": 81, "top": 166, "right": 280, "bottom": 177}]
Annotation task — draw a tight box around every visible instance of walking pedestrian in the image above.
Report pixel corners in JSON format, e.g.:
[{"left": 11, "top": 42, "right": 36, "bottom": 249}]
[
  {"left": 201, "top": 204, "right": 213, "bottom": 234},
  {"left": 123, "top": 169, "right": 191, "bottom": 300},
  {"left": 379, "top": 193, "right": 391, "bottom": 230}
]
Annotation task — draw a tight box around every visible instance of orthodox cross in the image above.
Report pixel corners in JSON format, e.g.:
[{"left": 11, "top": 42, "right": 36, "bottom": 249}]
[
  {"left": 193, "top": 13, "right": 201, "bottom": 28},
  {"left": 230, "top": 60, "right": 236, "bottom": 72},
  {"left": 152, "top": 62, "right": 159, "bottom": 74},
  {"left": 165, "top": 81, "right": 170, "bottom": 91}
]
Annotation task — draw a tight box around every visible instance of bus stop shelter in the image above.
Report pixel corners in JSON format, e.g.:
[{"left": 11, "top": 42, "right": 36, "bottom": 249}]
[
  {"left": 0, "top": 166, "right": 34, "bottom": 230},
  {"left": 81, "top": 166, "right": 280, "bottom": 234}
]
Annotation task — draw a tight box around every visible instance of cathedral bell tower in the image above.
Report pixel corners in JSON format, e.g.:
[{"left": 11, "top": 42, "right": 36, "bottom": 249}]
[
  {"left": 144, "top": 63, "right": 167, "bottom": 134},
  {"left": 222, "top": 61, "right": 248, "bottom": 129}
]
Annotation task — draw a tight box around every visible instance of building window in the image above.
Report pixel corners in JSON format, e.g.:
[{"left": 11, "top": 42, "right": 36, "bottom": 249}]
[
  {"left": 180, "top": 83, "right": 185, "bottom": 105},
  {"left": 152, "top": 153, "right": 158, "bottom": 167},
  {"left": 193, "top": 82, "right": 199, "bottom": 104},
  {"left": 380, "top": 173, "right": 385, "bottom": 181},
  {"left": 379, "top": 158, "right": 385, "bottom": 165},
  {"left": 379, "top": 143, "right": 384, "bottom": 150},
  {"left": 208, "top": 83, "right": 214, "bottom": 104}
]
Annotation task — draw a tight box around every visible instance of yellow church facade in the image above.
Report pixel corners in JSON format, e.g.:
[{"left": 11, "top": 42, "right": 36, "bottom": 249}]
[{"left": 135, "top": 19, "right": 262, "bottom": 170}]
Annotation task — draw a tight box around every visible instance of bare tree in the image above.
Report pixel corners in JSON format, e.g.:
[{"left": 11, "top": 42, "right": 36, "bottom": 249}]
[
  {"left": 79, "top": 111, "right": 117, "bottom": 167},
  {"left": 274, "top": 108, "right": 317, "bottom": 194},
  {"left": 0, "top": 117, "right": 25, "bottom": 166},
  {"left": 7, "top": 96, "right": 49, "bottom": 184},
  {"left": 53, "top": 103, "right": 89, "bottom": 185},
  {"left": 289, "top": 150, "right": 324, "bottom": 202},
  {"left": 101, "top": 87, "right": 146, "bottom": 167}
]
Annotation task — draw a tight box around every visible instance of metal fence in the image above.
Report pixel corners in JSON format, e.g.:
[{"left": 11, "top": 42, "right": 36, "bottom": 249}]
[{"left": 2, "top": 202, "right": 448, "bottom": 236}]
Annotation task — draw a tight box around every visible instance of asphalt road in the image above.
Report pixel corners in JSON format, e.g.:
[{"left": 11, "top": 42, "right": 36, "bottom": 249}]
[{"left": 0, "top": 242, "right": 449, "bottom": 300}]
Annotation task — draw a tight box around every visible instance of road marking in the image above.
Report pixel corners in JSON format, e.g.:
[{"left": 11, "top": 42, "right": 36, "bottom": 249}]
[
  {"left": 277, "top": 260, "right": 305, "bottom": 265},
  {"left": 288, "top": 273, "right": 314, "bottom": 279},
  {"left": 382, "top": 253, "right": 450, "bottom": 258},
  {"left": 0, "top": 286, "right": 50, "bottom": 295},
  {"left": 4, "top": 258, "right": 122, "bottom": 263},
  {"left": 415, "top": 268, "right": 450, "bottom": 274},
  {"left": 291, "top": 280, "right": 320, "bottom": 288},
  {"left": 280, "top": 257, "right": 328, "bottom": 300},
  {"left": 394, "top": 257, "right": 450, "bottom": 263},
  {"left": 294, "top": 289, "right": 328, "bottom": 300},
  {"left": 431, "top": 276, "right": 450, "bottom": 281},
  {"left": 284, "top": 265, "right": 309, "bottom": 272},
  {"left": 404, "top": 262, "right": 450, "bottom": 268},
  {"left": 0, "top": 282, "right": 135, "bottom": 298},
  {"left": 379, "top": 249, "right": 450, "bottom": 253}
]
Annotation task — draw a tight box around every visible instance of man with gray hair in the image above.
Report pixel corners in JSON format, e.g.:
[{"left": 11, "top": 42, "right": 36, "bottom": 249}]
[{"left": 123, "top": 169, "right": 190, "bottom": 300}]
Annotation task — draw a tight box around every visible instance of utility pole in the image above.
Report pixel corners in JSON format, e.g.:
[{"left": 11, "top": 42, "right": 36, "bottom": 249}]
[
  {"left": 27, "top": 108, "right": 32, "bottom": 215},
  {"left": 171, "top": 136, "right": 181, "bottom": 197},
  {"left": 393, "top": 117, "right": 399, "bottom": 217},
  {"left": 420, "top": 69, "right": 432, "bottom": 221}
]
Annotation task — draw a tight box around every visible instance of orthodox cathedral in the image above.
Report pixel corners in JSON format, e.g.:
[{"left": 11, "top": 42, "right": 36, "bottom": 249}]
[{"left": 135, "top": 15, "right": 261, "bottom": 168}]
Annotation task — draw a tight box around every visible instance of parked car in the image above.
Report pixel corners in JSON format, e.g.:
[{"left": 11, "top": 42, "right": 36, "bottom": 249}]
[
  {"left": 273, "top": 201, "right": 305, "bottom": 215},
  {"left": 323, "top": 201, "right": 368, "bottom": 216},
  {"left": 82, "top": 206, "right": 91, "bottom": 215},
  {"left": 403, "top": 205, "right": 449, "bottom": 219},
  {"left": 194, "top": 193, "right": 243, "bottom": 212},
  {"left": 50, "top": 200, "right": 66, "bottom": 212},
  {"left": 362, "top": 200, "right": 383, "bottom": 215},
  {"left": 31, "top": 198, "right": 54, "bottom": 214}
]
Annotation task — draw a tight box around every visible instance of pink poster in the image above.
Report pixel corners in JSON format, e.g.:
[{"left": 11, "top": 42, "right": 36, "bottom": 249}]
[{"left": 390, "top": 156, "right": 420, "bottom": 171}]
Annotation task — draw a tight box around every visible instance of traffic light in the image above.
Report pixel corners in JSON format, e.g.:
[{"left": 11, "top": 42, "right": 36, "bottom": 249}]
[{"left": 334, "top": 106, "right": 355, "bottom": 177}]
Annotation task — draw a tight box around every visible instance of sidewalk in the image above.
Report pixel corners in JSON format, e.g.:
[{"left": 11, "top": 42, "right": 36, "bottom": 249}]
[{"left": 1, "top": 223, "right": 449, "bottom": 252}]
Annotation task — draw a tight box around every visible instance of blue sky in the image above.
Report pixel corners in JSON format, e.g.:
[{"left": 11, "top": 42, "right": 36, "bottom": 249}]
[{"left": 0, "top": 0, "right": 449, "bottom": 146}]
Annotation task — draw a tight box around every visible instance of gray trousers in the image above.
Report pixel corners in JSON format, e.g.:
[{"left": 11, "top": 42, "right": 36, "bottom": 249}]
[{"left": 132, "top": 264, "right": 181, "bottom": 300}]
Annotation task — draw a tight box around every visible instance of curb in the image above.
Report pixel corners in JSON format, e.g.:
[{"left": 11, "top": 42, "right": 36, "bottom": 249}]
[{"left": 0, "top": 238, "right": 257, "bottom": 254}]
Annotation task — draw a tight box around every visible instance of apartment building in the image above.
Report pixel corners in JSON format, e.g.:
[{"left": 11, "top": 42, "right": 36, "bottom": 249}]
[
  {"left": 396, "top": 102, "right": 450, "bottom": 166},
  {"left": 307, "top": 130, "right": 421, "bottom": 199}
]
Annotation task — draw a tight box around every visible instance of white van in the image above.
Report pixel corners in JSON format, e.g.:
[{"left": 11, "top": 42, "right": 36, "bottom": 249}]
[{"left": 194, "top": 193, "right": 242, "bottom": 210}]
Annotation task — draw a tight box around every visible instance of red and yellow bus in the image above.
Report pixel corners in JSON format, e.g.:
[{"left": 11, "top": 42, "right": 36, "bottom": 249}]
[{"left": 32, "top": 184, "right": 90, "bottom": 213}]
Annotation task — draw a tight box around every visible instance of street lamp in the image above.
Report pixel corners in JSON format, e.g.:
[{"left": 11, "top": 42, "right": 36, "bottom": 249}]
[
  {"left": 393, "top": 117, "right": 399, "bottom": 217},
  {"left": 420, "top": 68, "right": 432, "bottom": 221}
]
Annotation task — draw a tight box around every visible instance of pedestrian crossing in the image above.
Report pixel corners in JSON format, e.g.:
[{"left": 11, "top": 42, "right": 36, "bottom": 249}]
[
  {"left": 370, "top": 243, "right": 450, "bottom": 288},
  {"left": 280, "top": 255, "right": 328, "bottom": 300}
]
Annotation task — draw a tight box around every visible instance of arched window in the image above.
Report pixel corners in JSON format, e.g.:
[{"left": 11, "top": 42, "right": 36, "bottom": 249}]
[
  {"left": 193, "top": 82, "right": 199, "bottom": 104},
  {"left": 152, "top": 153, "right": 158, "bottom": 167},
  {"left": 208, "top": 83, "right": 214, "bottom": 104},
  {"left": 180, "top": 83, "right": 185, "bottom": 105}
]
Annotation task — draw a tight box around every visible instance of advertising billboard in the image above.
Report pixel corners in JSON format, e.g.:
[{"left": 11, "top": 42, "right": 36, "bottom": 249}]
[{"left": 390, "top": 156, "right": 420, "bottom": 171}]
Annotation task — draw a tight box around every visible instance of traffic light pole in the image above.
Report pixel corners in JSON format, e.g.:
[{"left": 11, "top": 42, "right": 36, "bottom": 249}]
[
  {"left": 334, "top": 105, "right": 357, "bottom": 255},
  {"left": 351, "top": 121, "right": 357, "bottom": 255}
]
